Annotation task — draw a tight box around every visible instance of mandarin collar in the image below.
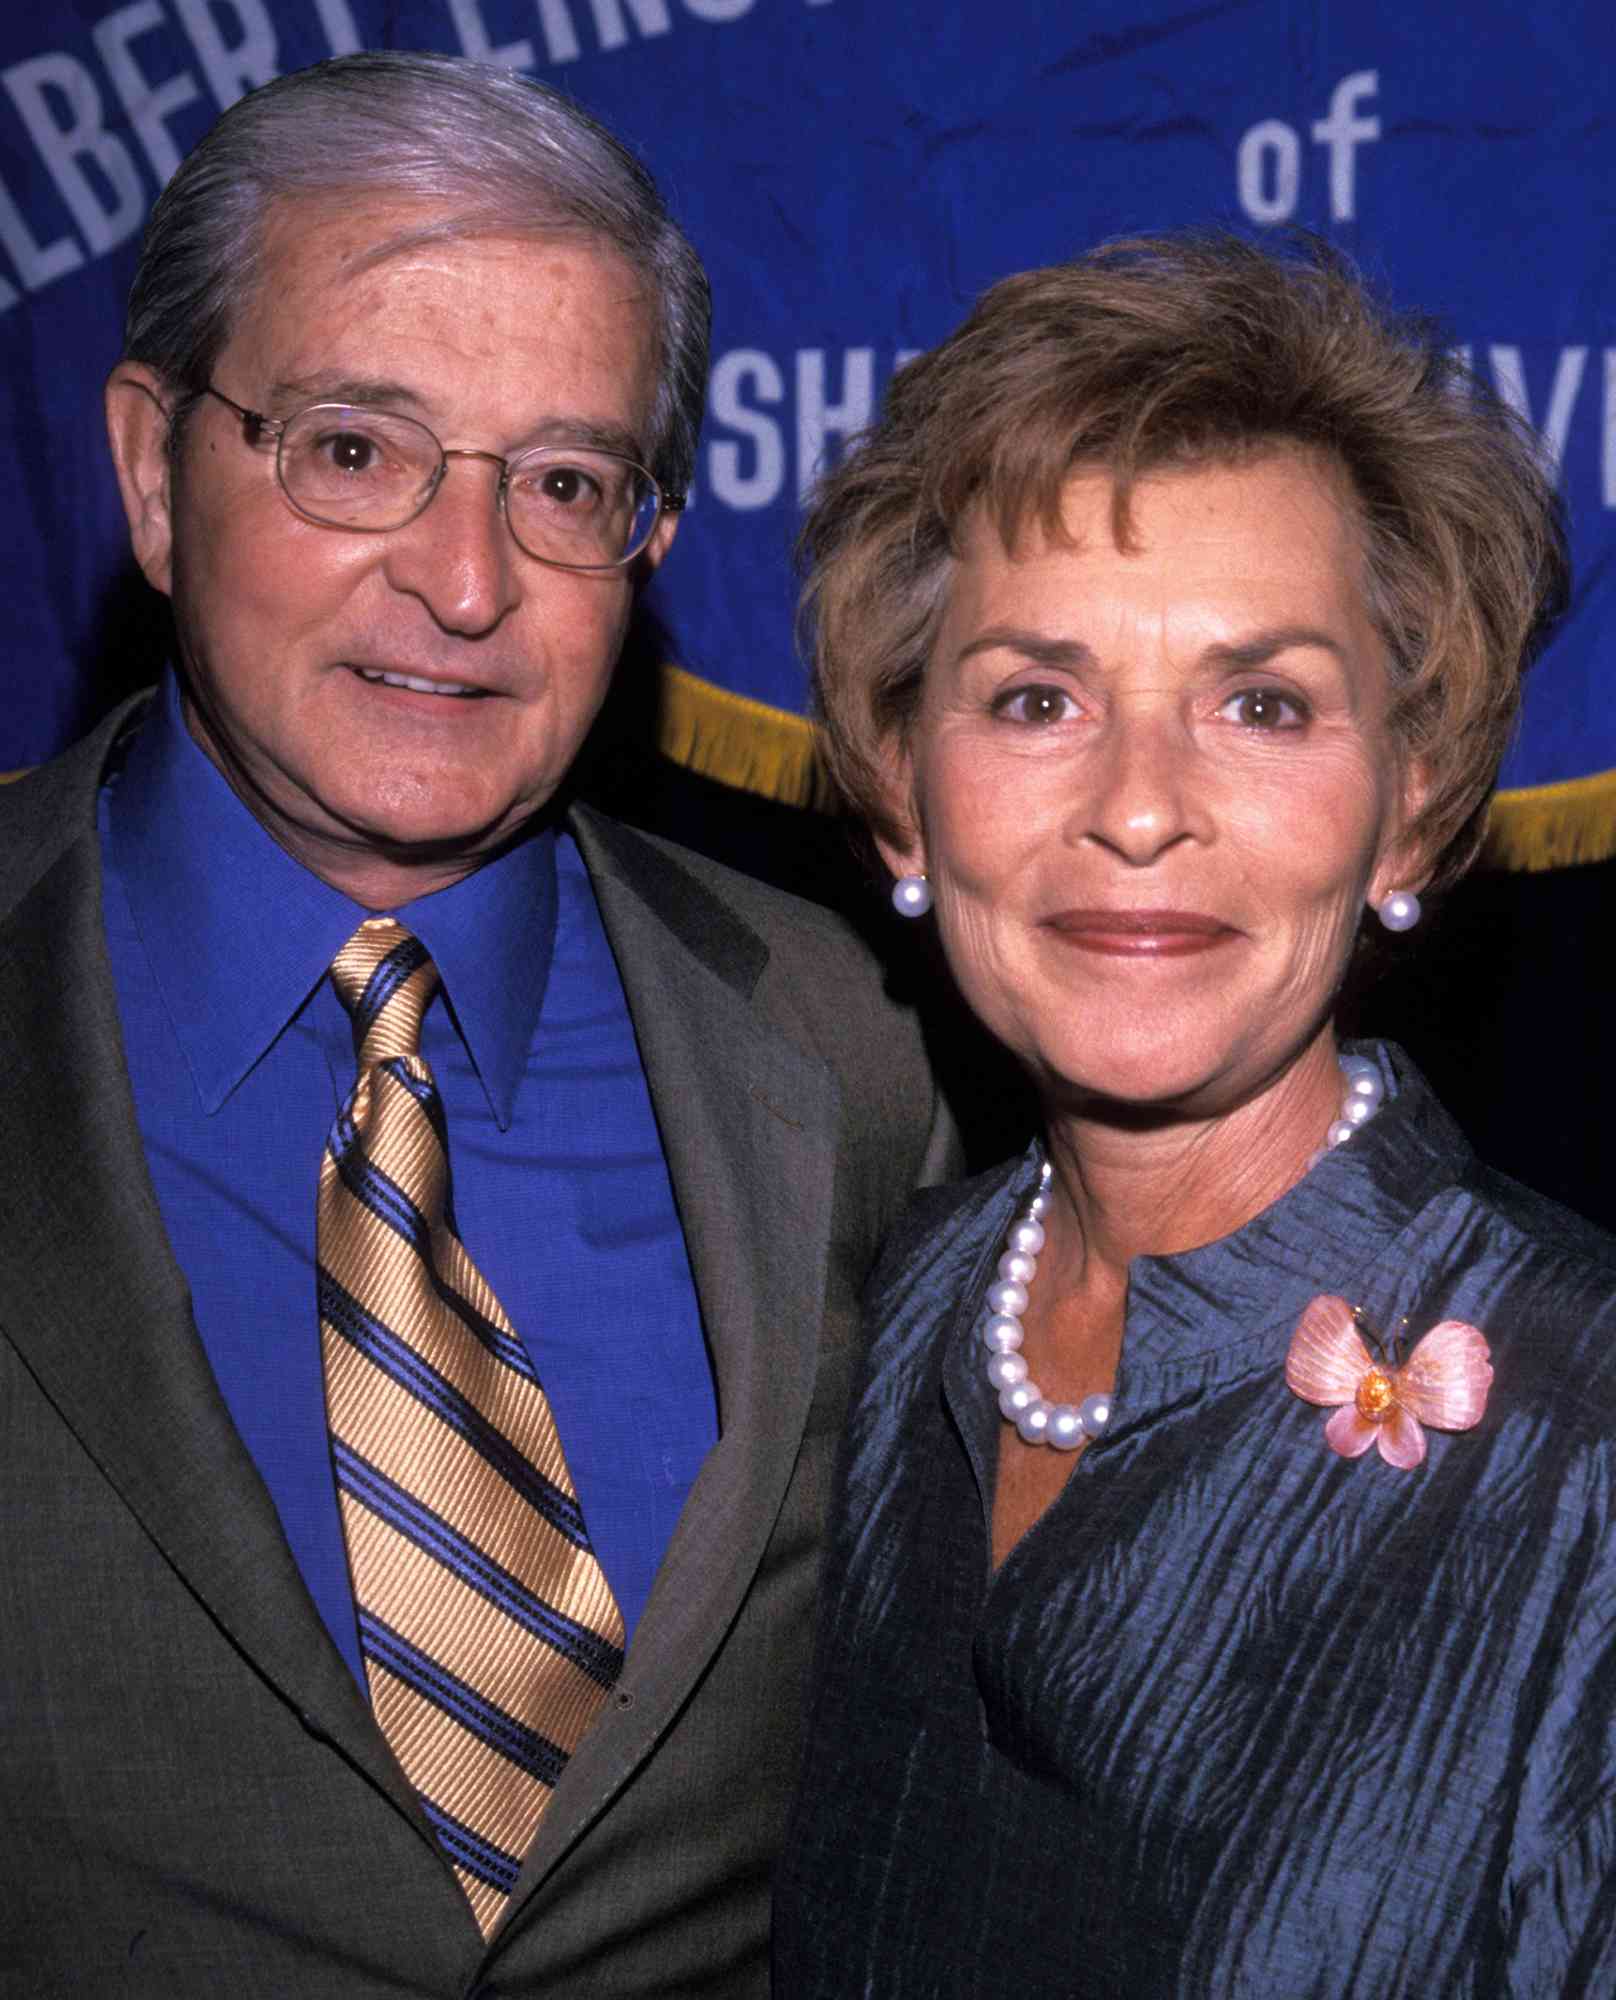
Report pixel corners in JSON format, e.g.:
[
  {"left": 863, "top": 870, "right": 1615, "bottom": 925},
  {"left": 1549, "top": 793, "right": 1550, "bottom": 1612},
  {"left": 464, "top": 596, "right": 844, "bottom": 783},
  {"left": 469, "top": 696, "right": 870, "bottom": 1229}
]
[
  {"left": 1115, "top": 1045, "right": 1473, "bottom": 1389},
  {"left": 952, "top": 1046, "right": 1475, "bottom": 1418},
  {"left": 104, "top": 671, "right": 556, "bottom": 1128}
]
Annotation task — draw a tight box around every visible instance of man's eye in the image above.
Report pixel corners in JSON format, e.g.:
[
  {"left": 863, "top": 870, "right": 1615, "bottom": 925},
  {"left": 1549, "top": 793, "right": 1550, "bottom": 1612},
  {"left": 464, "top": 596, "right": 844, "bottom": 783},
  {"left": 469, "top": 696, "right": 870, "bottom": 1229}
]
[
  {"left": 537, "top": 464, "right": 604, "bottom": 509},
  {"left": 1221, "top": 686, "right": 1306, "bottom": 730},
  {"left": 318, "top": 431, "right": 382, "bottom": 475},
  {"left": 995, "top": 685, "right": 1077, "bottom": 724}
]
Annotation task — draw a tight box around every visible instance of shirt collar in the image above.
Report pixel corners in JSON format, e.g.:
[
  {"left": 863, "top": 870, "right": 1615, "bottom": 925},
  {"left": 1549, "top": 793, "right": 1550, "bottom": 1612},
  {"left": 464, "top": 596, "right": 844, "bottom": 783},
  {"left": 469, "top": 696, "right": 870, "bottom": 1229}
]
[
  {"left": 394, "top": 820, "right": 556, "bottom": 1133},
  {"left": 106, "top": 672, "right": 557, "bottom": 1127}
]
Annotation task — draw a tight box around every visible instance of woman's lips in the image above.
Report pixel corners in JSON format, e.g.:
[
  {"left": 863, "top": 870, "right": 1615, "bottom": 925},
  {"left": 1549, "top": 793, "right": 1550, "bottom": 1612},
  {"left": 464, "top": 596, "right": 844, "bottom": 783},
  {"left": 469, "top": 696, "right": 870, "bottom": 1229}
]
[{"left": 1042, "top": 909, "right": 1239, "bottom": 957}]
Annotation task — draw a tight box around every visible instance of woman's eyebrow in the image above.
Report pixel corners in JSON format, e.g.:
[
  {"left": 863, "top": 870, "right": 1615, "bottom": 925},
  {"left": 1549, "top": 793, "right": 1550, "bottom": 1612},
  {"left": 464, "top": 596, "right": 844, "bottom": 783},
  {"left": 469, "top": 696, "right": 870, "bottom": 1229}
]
[
  {"left": 1202, "top": 625, "right": 1349, "bottom": 668},
  {"left": 954, "top": 628, "right": 1097, "bottom": 669}
]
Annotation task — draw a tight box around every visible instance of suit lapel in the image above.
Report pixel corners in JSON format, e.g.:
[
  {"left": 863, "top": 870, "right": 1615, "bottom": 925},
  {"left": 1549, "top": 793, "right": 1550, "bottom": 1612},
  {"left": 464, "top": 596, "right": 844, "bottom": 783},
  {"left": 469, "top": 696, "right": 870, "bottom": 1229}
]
[
  {"left": 506, "top": 807, "right": 841, "bottom": 1902},
  {"left": 0, "top": 784, "right": 421, "bottom": 1830}
]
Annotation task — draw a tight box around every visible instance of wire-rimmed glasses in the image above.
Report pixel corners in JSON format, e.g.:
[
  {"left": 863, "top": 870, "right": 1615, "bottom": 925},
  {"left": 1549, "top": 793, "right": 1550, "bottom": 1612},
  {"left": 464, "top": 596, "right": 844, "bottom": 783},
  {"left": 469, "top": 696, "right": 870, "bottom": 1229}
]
[{"left": 202, "top": 384, "right": 679, "bottom": 571}]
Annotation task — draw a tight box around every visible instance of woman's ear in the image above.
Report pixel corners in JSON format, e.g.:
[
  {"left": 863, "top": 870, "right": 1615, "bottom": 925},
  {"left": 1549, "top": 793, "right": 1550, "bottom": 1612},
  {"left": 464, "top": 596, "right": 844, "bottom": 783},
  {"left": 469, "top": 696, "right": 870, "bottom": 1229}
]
[
  {"left": 871, "top": 737, "right": 927, "bottom": 885},
  {"left": 104, "top": 363, "right": 178, "bottom": 596},
  {"left": 1368, "top": 753, "right": 1435, "bottom": 909}
]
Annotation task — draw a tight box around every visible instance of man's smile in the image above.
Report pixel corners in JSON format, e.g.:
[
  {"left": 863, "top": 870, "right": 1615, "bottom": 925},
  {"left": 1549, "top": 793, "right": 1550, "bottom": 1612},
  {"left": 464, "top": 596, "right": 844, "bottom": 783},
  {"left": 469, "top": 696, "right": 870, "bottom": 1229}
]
[{"left": 352, "top": 666, "right": 487, "bottom": 697}]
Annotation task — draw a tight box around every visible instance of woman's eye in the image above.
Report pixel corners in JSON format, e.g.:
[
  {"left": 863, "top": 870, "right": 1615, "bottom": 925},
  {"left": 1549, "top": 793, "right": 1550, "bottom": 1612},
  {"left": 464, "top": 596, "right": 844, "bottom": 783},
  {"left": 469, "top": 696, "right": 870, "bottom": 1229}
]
[
  {"left": 1221, "top": 686, "right": 1306, "bottom": 730},
  {"left": 995, "top": 684, "right": 1078, "bottom": 725}
]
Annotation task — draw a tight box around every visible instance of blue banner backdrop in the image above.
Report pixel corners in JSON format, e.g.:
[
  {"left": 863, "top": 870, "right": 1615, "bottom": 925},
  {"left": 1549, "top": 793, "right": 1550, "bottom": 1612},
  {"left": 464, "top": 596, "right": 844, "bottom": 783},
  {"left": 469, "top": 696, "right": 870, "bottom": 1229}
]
[{"left": 2, "top": 2, "right": 1613, "bottom": 855}]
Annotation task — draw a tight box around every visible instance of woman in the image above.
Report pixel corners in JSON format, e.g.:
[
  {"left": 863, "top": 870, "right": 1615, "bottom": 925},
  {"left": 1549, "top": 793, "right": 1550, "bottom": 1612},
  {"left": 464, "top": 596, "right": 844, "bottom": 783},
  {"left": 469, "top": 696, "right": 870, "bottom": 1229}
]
[{"left": 773, "top": 235, "right": 1614, "bottom": 1996}]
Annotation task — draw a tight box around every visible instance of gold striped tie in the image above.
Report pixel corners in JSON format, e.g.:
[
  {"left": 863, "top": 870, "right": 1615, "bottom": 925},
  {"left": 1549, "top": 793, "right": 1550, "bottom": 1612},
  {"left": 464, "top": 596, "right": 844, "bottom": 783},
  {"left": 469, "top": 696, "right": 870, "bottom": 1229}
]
[{"left": 318, "top": 917, "right": 624, "bottom": 1936}]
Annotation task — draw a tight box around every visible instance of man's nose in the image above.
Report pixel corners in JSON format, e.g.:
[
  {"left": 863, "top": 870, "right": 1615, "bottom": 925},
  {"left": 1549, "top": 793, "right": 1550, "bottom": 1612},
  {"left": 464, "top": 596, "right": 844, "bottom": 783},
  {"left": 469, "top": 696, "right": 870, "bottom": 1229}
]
[
  {"left": 1076, "top": 711, "right": 1208, "bottom": 864},
  {"left": 382, "top": 453, "right": 522, "bottom": 636}
]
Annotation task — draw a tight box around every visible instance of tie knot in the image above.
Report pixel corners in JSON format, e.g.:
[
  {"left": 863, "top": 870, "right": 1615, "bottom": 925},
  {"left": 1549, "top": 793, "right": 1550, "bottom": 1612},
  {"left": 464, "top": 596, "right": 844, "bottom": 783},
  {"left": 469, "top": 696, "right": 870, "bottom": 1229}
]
[{"left": 330, "top": 918, "right": 441, "bottom": 1065}]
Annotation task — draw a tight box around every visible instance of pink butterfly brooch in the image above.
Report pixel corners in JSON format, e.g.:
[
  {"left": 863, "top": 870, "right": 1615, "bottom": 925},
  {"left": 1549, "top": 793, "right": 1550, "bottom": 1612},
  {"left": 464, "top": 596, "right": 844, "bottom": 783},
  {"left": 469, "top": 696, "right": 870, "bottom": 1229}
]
[{"left": 1285, "top": 1294, "right": 1493, "bottom": 1470}]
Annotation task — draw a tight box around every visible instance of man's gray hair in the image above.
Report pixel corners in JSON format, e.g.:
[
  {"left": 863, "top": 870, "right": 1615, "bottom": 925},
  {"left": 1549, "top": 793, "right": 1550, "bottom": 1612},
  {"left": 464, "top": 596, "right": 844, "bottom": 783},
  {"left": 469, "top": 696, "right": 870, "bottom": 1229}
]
[{"left": 123, "top": 50, "right": 710, "bottom": 496}]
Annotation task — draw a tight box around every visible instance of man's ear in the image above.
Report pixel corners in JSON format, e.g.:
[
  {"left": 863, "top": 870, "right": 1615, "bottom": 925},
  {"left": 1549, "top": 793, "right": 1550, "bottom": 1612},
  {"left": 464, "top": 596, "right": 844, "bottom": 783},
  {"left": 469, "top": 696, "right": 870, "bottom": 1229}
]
[
  {"left": 104, "top": 363, "right": 177, "bottom": 597},
  {"left": 636, "top": 503, "right": 680, "bottom": 578}
]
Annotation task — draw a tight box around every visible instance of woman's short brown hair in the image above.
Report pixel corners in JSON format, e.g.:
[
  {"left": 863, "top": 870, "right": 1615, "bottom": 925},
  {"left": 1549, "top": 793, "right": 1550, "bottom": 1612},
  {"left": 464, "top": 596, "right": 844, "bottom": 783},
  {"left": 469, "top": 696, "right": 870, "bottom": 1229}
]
[{"left": 803, "top": 232, "right": 1568, "bottom": 891}]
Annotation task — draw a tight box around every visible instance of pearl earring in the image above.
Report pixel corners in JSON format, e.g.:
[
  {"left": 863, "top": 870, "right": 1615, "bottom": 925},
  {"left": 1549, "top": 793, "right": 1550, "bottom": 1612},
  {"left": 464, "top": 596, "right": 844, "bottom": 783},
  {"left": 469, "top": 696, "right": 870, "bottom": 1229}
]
[
  {"left": 1376, "top": 889, "right": 1421, "bottom": 932},
  {"left": 891, "top": 874, "right": 932, "bottom": 918}
]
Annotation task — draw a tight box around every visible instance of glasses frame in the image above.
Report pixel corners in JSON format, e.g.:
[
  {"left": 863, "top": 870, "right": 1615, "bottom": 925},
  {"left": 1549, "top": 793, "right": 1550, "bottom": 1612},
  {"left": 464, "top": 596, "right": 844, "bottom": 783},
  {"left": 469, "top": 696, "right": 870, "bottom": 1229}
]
[{"left": 200, "top": 383, "right": 682, "bottom": 572}]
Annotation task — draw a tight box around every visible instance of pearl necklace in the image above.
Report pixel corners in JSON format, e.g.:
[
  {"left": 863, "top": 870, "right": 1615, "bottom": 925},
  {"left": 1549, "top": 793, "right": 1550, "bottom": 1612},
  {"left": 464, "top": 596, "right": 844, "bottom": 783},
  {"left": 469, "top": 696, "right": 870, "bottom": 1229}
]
[{"left": 982, "top": 1054, "right": 1388, "bottom": 1450}]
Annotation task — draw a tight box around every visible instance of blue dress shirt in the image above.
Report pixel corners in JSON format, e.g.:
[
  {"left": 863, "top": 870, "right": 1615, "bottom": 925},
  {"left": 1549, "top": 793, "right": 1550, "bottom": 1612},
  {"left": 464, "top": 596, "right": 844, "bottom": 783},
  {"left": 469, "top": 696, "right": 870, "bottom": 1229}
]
[{"left": 99, "top": 675, "right": 716, "bottom": 1689}]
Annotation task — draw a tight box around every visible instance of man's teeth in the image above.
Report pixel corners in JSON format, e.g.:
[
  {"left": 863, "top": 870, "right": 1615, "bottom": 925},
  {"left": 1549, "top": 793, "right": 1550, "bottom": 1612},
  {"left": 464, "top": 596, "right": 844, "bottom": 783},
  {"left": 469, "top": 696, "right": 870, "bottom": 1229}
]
[{"left": 357, "top": 668, "right": 479, "bottom": 696}]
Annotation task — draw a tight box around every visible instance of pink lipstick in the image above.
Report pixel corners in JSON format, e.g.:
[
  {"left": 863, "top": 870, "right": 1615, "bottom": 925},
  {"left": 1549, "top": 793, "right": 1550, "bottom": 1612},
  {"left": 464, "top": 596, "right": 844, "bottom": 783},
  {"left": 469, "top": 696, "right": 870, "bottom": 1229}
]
[{"left": 1042, "top": 909, "right": 1237, "bottom": 958}]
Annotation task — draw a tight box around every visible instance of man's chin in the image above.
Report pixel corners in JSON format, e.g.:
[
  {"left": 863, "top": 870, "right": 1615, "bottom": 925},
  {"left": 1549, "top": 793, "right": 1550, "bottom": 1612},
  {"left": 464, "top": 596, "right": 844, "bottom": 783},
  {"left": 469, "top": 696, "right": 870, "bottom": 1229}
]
[{"left": 273, "top": 794, "right": 553, "bottom": 904}]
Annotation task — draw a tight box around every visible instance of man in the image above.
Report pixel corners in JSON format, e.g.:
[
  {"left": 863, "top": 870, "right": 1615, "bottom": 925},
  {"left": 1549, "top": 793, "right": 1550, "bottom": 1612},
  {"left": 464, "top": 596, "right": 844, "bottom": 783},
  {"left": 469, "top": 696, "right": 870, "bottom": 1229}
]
[{"left": 0, "top": 52, "right": 951, "bottom": 1996}]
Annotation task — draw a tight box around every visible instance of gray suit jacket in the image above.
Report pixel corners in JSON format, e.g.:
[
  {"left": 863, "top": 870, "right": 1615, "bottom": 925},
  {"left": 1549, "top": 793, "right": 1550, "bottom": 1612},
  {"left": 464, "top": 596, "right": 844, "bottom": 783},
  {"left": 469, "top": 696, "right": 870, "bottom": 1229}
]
[{"left": 0, "top": 702, "right": 954, "bottom": 1996}]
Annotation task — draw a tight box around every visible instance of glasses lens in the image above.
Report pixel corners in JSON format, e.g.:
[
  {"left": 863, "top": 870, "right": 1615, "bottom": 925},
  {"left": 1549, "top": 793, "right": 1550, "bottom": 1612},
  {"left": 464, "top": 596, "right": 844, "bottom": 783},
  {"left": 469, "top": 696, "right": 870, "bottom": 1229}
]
[
  {"left": 504, "top": 448, "right": 661, "bottom": 568},
  {"left": 277, "top": 405, "right": 441, "bottom": 528}
]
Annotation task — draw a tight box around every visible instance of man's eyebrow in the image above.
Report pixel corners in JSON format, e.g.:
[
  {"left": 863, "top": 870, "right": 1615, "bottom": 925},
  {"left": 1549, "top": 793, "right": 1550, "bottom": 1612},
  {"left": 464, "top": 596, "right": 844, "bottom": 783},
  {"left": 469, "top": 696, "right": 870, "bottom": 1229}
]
[
  {"left": 533, "top": 417, "right": 647, "bottom": 461},
  {"left": 267, "top": 374, "right": 427, "bottom": 410},
  {"left": 954, "top": 628, "right": 1097, "bottom": 669},
  {"left": 264, "top": 378, "right": 646, "bottom": 460}
]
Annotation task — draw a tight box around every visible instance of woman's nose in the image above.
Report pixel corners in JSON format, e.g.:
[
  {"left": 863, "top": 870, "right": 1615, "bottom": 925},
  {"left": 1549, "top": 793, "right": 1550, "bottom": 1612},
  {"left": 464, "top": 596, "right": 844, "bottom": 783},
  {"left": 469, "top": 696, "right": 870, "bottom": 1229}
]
[{"left": 1077, "top": 712, "right": 1207, "bottom": 864}]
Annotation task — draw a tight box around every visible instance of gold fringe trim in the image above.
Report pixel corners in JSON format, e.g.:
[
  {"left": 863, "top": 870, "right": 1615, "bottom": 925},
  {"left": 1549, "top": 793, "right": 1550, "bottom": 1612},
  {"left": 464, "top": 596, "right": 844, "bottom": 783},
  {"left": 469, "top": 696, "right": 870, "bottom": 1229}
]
[
  {"left": 657, "top": 667, "right": 1616, "bottom": 876},
  {"left": 653, "top": 661, "right": 836, "bottom": 813},
  {"left": 1482, "top": 769, "right": 1616, "bottom": 872}
]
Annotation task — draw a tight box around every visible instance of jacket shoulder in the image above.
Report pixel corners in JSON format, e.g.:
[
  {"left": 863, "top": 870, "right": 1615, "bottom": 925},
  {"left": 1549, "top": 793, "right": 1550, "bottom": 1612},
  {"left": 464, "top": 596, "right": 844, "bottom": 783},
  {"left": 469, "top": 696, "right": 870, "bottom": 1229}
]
[
  {"left": 867, "top": 1153, "right": 1036, "bottom": 1311},
  {"left": 1410, "top": 1158, "right": 1616, "bottom": 1450},
  {"left": 579, "top": 807, "right": 875, "bottom": 947},
  {"left": 0, "top": 706, "right": 139, "bottom": 920},
  {"left": 1459, "top": 1159, "right": 1616, "bottom": 1281},
  {"left": 572, "top": 806, "right": 925, "bottom": 1046}
]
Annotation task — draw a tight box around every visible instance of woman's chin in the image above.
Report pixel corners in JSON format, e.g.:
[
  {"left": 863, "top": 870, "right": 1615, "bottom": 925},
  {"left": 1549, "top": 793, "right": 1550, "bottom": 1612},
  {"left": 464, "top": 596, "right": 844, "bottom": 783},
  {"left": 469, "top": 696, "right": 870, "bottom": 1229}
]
[
  {"left": 1038, "top": 1060, "right": 1232, "bottom": 1125},
  {"left": 1032, "top": 1035, "right": 1329, "bottom": 1133}
]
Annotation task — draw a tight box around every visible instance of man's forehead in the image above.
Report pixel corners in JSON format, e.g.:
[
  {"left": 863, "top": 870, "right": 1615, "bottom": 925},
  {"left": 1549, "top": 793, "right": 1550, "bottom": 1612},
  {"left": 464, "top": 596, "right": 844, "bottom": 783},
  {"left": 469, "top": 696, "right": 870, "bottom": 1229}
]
[
  {"left": 253, "top": 190, "right": 646, "bottom": 300},
  {"left": 218, "top": 195, "right": 660, "bottom": 434}
]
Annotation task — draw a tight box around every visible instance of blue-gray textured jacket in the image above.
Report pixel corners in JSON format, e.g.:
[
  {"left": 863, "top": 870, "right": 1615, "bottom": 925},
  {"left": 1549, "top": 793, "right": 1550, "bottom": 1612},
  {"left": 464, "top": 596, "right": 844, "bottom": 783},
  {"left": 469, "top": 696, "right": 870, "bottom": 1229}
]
[{"left": 777, "top": 1044, "right": 1616, "bottom": 1998}]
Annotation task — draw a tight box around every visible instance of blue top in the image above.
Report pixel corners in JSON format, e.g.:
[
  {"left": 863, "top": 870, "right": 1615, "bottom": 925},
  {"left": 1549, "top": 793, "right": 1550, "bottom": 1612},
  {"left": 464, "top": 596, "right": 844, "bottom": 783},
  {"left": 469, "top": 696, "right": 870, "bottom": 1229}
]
[
  {"left": 98, "top": 676, "right": 716, "bottom": 1686},
  {"left": 775, "top": 1047, "right": 1616, "bottom": 1996}
]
